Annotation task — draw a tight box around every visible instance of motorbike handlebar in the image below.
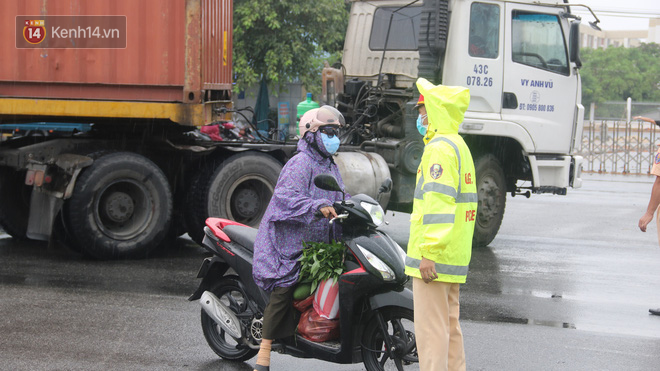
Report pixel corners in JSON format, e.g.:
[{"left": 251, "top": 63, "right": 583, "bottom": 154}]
[
  {"left": 315, "top": 206, "right": 340, "bottom": 219},
  {"left": 329, "top": 213, "right": 349, "bottom": 225}
]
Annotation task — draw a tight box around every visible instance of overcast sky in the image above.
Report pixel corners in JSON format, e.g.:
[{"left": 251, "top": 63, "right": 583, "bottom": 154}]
[{"left": 567, "top": 0, "right": 660, "bottom": 31}]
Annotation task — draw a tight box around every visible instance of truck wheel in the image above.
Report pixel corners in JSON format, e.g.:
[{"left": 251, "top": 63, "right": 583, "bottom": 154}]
[
  {"left": 64, "top": 152, "right": 172, "bottom": 259},
  {"left": 473, "top": 154, "right": 506, "bottom": 247},
  {"left": 208, "top": 153, "right": 282, "bottom": 227},
  {"left": 187, "top": 152, "right": 282, "bottom": 244},
  {"left": 0, "top": 167, "right": 30, "bottom": 239},
  {"left": 184, "top": 164, "right": 216, "bottom": 244}
]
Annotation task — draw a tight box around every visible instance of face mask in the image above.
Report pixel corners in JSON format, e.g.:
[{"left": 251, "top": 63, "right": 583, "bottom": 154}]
[
  {"left": 416, "top": 114, "right": 428, "bottom": 136},
  {"left": 320, "top": 132, "right": 340, "bottom": 154}
]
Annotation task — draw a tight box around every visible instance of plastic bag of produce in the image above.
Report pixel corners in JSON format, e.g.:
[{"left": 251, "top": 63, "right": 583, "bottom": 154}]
[{"left": 297, "top": 307, "right": 340, "bottom": 342}]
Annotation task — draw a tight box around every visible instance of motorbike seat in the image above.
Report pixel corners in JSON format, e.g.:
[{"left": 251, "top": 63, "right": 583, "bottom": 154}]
[{"left": 222, "top": 225, "right": 258, "bottom": 252}]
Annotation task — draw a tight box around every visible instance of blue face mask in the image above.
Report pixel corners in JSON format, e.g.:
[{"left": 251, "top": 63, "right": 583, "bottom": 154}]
[
  {"left": 320, "top": 132, "right": 340, "bottom": 154},
  {"left": 416, "top": 114, "right": 428, "bottom": 136}
]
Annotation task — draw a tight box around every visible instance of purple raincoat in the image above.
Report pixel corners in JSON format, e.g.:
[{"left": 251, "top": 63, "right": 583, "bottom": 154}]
[{"left": 252, "top": 132, "right": 347, "bottom": 292}]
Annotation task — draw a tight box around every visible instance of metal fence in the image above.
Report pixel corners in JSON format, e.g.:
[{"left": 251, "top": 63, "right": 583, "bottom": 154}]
[
  {"left": 578, "top": 120, "right": 659, "bottom": 174},
  {"left": 577, "top": 101, "right": 660, "bottom": 174}
]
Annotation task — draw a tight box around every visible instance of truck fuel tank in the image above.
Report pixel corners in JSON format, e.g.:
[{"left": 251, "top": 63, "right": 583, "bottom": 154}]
[{"left": 334, "top": 151, "right": 391, "bottom": 209}]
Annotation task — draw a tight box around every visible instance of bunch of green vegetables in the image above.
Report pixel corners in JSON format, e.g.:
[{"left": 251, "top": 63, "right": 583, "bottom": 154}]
[{"left": 294, "top": 240, "right": 346, "bottom": 300}]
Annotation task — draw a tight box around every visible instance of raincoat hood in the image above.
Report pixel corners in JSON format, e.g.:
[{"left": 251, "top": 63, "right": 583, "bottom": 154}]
[{"left": 416, "top": 78, "right": 470, "bottom": 144}]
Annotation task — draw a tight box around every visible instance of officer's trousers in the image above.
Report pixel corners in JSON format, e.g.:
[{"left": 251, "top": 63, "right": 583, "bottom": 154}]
[{"left": 413, "top": 278, "right": 466, "bottom": 371}]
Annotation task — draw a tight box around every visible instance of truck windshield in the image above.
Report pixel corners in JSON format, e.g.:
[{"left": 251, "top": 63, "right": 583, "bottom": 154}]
[
  {"left": 369, "top": 6, "right": 421, "bottom": 51},
  {"left": 511, "top": 11, "right": 570, "bottom": 75}
]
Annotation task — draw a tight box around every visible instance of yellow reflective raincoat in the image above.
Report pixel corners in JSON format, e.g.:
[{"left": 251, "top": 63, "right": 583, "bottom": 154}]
[{"left": 404, "top": 78, "right": 477, "bottom": 283}]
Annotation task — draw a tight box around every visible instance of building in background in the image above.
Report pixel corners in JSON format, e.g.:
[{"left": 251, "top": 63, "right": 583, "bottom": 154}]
[{"left": 580, "top": 17, "right": 659, "bottom": 49}]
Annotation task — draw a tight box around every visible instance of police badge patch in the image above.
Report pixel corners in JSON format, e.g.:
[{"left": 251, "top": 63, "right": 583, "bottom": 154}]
[
  {"left": 430, "top": 163, "right": 443, "bottom": 179},
  {"left": 655, "top": 152, "right": 660, "bottom": 164}
]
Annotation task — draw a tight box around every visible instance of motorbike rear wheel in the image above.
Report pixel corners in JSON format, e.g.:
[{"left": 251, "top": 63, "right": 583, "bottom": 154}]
[
  {"left": 361, "top": 307, "right": 418, "bottom": 371},
  {"left": 201, "top": 277, "right": 259, "bottom": 362}
]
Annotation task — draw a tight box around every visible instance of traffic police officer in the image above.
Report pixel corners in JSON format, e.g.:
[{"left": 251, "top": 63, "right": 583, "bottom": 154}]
[{"left": 405, "top": 78, "right": 477, "bottom": 371}]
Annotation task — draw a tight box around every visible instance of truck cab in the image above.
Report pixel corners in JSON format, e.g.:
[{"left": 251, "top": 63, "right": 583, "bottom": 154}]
[{"left": 326, "top": 0, "right": 585, "bottom": 245}]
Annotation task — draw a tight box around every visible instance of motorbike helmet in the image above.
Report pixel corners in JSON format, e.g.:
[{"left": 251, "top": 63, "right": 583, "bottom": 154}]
[{"left": 299, "top": 105, "right": 345, "bottom": 137}]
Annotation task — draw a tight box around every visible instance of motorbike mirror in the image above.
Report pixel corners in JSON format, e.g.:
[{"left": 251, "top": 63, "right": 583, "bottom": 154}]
[
  {"left": 314, "top": 174, "right": 346, "bottom": 203},
  {"left": 378, "top": 178, "right": 393, "bottom": 194},
  {"left": 314, "top": 174, "right": 345, "bottom": 200}
]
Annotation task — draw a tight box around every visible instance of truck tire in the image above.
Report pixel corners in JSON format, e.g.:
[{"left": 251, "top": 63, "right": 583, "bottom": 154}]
[
  {"left": 64, "top": 152, "right": 173, "bottom": 259},
  {"left": 187, "top": 152, "right": 282, "bottom": 245},
  {"left": 0, "top": 167, "right": 30, "bottom": 239},
  {"left": 184, "top": 164, "right": 216, "bottom": 244},
  {"left": 473, "top": 154, "right": 506, "bottom": 247}
]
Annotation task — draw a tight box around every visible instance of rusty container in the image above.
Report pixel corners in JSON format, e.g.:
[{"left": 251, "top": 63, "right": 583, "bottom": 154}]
[{"left": 0, "top": 0, "right": 232, "bottom": 103}]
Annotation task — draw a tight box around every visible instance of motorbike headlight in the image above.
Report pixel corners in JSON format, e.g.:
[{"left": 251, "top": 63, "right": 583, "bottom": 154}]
[
  {"left": 394, "top": 240, "right": 407, "bottom": 265},
  {"left": 357, "top": 244, "right": 395, "bottom": 281},
  {"left": 360, "top": 201, "right": 384, "bottom": 226}
]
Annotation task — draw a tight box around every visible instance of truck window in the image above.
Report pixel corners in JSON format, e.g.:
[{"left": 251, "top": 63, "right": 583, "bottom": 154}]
[
  {"left": 369, "top": 6, "right": 421, "bottom": 51},
  {"left": 469, "top": 3, "right": 500, "bottom": 59},
  {"left": 511, "top": 11, "right": 570, "bottom": 75}
]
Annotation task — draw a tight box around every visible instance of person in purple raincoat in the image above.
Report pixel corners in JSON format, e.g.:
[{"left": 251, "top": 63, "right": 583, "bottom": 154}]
[{"left": 252, "top": 105, "right": 348, "bottom": 371}]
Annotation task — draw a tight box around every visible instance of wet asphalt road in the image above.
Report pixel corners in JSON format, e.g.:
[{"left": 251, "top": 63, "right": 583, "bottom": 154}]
[{"left": 2, "top": 173, "right": 660, "bottom": 370}]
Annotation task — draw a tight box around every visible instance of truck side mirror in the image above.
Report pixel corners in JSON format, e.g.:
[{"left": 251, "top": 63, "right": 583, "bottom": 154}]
[{"left": 569, "top": 21, "right": 582, "bottom": 68}]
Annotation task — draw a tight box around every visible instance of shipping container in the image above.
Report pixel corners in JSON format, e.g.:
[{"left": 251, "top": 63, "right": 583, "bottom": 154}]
[{"left": 0, "top": 0, "right": 232, "bottom": 106}]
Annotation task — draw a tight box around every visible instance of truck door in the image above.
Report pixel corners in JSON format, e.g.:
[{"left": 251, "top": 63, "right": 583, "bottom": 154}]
[
  {"left": 501, "top": 3, "right": 578, "bottom": 154},
  {"left": 443, "top": 1, "right": 504, "bottom": 114}
]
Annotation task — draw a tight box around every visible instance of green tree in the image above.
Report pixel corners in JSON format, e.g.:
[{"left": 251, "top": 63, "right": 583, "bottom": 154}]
[
  {"left": 233, "top": 0, "right": 349, "bottom": 95},
  {"left": 580, "top": 43, "right": 660, "bottom": 109}
]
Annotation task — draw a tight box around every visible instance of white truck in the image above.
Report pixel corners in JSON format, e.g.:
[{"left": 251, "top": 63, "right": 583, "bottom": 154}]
[{"left": 323, "top": 0, "right": 595, "bottom": 245}]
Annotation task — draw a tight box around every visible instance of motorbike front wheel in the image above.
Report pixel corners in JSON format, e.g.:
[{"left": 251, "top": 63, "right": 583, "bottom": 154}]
[
  {"left": 361, "top": 307, "right": 418, "bottom": 371},
  {"left": 201, "top": 277, "right": 258, "bottom": 362}
]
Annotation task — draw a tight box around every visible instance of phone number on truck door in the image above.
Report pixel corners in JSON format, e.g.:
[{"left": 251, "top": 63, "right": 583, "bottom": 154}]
[{"left": 519, "top": 103, "right": 555, "bottom": 112}]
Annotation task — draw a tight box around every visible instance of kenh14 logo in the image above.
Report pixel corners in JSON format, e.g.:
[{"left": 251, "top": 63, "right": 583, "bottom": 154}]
[{"left": 23, "top": 20, "right": 46, "bottom": 44}]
